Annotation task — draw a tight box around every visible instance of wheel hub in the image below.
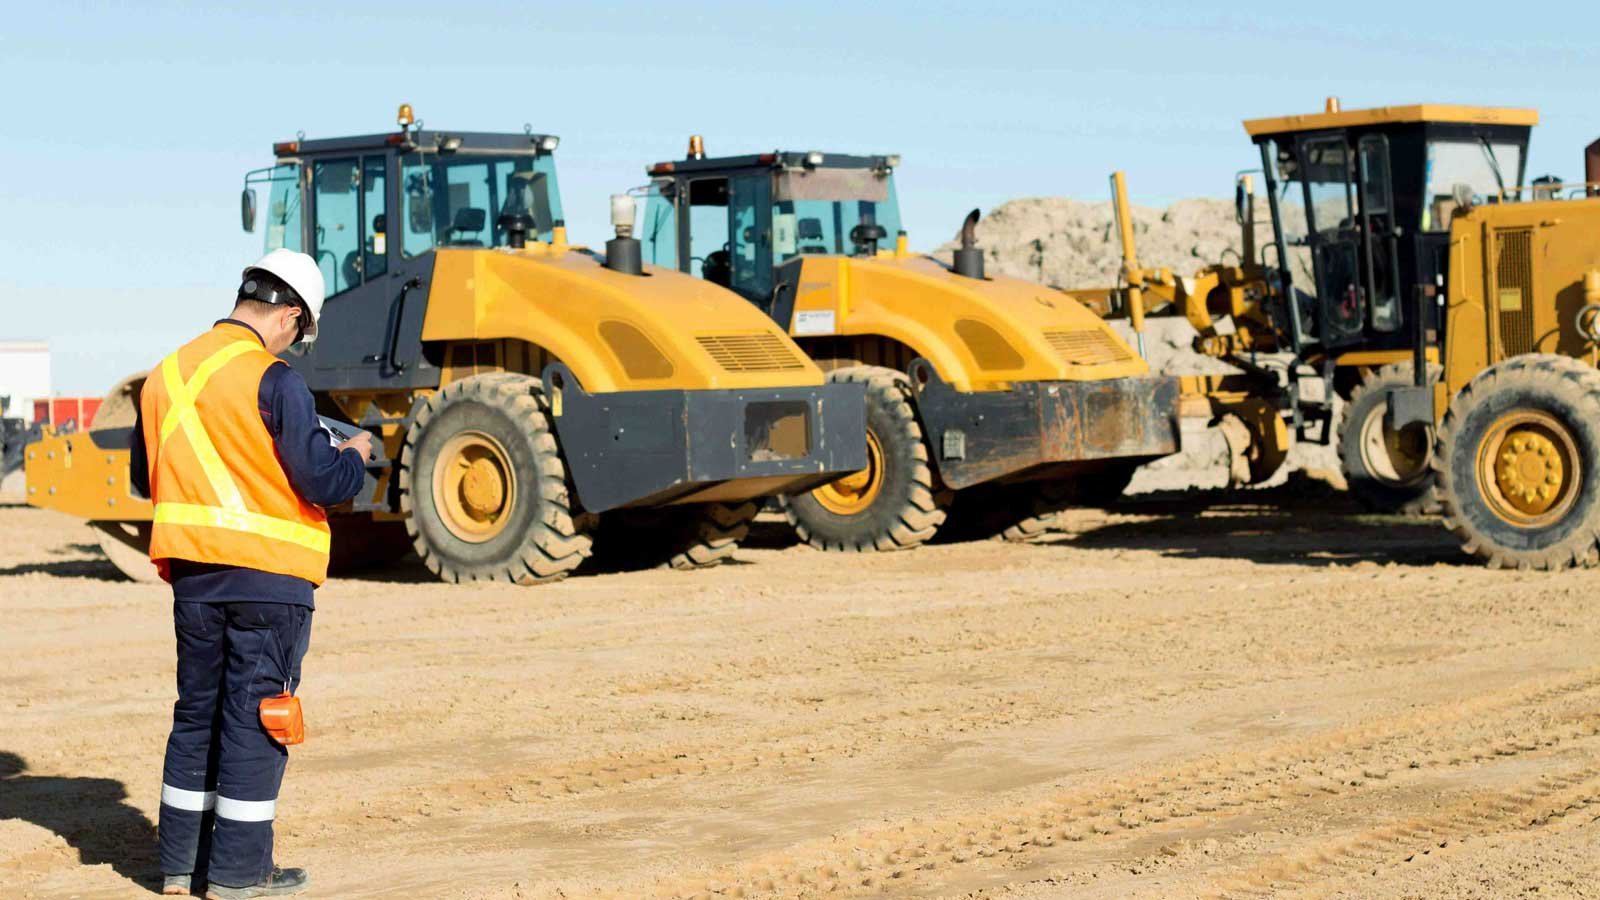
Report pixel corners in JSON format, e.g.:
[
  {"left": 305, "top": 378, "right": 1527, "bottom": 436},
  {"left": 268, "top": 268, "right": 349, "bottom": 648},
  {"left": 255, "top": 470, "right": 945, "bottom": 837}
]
[
  {"left": 813, "top": 429, "right": 885, "bottom": 516},
  {"left": 433, "top": 431, "right": 517, "bottom": 543},
  {"left": 1358, "top": 399, "right": 1431, "bottom": 485},
  {"left": 1477, "top": 412, "right": 1580, "bottom": 527},
  {"left": 460, "top": 457, "right": 506, "bottom": 517},
  {"left": 1494, "top": 429, "right": 1565, "bottom": 515}
]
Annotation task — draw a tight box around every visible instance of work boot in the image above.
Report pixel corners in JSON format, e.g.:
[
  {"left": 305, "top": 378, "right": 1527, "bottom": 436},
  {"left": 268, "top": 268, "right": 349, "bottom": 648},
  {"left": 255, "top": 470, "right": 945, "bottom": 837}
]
[
  {"left": 162, "top": 873, "right": 195, "bottom": 896},
  {"left": 205, "top": 867, "right": 308, "bottom": 899}
]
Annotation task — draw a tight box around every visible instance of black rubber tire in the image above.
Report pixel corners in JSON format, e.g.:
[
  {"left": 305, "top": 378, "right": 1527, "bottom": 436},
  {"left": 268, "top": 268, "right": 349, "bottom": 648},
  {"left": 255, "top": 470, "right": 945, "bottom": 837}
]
[
  {"left": 939, "top": 480, "right": 1074, "bottom": 544},
  {"left": 1070, "top": 463, "right": 1139, "bottom": 509},
  {"left": 1435, "top": 354, "right": 1600, "bottom": 571},
  {"left": 666, "top": 501, "right": 758, "bottom": 570},
  {"left": 399, "top": 373, "right": 592, "bottom": 584},
  {"left": 1339, "top": 363, "right": 1440, "bottom": 514},
  {"left": 993, "top": 464, "right": 1137, "bottom": 542},
  {"left": 997, "top": 479, "right": 1080, "bottom": 542},
  {"left": 779, "top": 365, "right": 946, "bottom": 551},
  {"left": 590, "top": 501, "right": 759, "bottom": 571}
]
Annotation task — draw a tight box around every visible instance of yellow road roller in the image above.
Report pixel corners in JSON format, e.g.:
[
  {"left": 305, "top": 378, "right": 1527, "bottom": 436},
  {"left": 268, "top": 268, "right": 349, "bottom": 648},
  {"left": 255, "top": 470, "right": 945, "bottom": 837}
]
[
  {"left": 640, "top": 138, "right": 1181, "bottom": 549},
  {"left": 24, "top": 107, "right": 866, "bottom": 584}
]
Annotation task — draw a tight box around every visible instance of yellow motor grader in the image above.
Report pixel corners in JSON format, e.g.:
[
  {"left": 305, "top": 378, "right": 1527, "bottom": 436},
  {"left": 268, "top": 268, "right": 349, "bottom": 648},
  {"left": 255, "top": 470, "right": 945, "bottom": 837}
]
[
  {"left": 1091, "top": 99, "right": 1600, "bottom": 568},
  {"left": 1081, "top": 100, "right": 1545, "bottom": 513},
  {"left": 23, "top": 106, "right": 867, "bottom": 584},
  {"left": 639, "top": 138, "right": 1182, "bottom": 549}
]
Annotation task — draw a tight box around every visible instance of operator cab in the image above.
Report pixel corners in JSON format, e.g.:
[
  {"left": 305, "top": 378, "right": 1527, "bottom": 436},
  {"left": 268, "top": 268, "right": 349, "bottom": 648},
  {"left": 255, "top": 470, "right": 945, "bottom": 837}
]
[
  {"left": 1245, "top": 100, "right": 1534, "bottom": 354},
  {"left": 238, "top": 105, "right": 564, "bottom": 389},
  {"left": 643, "top": 141, "right": 903, "bottom": 317}
]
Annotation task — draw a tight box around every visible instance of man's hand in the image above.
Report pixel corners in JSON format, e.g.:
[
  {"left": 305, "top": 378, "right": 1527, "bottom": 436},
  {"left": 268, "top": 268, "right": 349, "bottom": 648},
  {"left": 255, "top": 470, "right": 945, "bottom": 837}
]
[{"left": 337, "top": 431, "right": 375, "bottom": 462}]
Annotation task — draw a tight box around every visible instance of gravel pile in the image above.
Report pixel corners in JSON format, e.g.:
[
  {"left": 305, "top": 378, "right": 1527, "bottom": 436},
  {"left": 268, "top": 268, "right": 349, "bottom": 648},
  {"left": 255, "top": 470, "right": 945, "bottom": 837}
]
[{"left": 936, "top": 196, "right": 1263, "bottom": 289}]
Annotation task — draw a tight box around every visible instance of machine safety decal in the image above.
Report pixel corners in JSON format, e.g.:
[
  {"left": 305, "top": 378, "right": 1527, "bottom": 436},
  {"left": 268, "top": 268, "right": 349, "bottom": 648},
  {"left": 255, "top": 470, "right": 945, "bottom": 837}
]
[{"left": 794, "top": 310, "right": 836, "bottom": 335}]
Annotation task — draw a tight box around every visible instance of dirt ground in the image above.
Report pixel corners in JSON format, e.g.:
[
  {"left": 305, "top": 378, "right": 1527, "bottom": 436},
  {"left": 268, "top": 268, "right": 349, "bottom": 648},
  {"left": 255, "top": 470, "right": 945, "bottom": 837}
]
[{"left": 3, "top": 492, "right": 1599, "bottom": 900}]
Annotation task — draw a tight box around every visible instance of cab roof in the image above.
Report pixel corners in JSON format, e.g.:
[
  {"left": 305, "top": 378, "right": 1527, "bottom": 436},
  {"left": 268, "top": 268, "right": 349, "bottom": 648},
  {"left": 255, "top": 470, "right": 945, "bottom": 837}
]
[
  {"left": 1243, "top": 104, "right": 1538, "bottom": 138},
  {"left": 649, "top": 151, "right": 894, "bottom": 176},
  {"left": 273, "top": 129, "right": 558, "bottom": 158}
]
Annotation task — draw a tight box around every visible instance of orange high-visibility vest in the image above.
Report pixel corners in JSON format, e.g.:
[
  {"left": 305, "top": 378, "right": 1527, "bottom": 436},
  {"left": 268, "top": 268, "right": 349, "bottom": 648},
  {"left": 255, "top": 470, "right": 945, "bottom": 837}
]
[{"left": 140, "top": 323, "right": 332, "bottom": 584}]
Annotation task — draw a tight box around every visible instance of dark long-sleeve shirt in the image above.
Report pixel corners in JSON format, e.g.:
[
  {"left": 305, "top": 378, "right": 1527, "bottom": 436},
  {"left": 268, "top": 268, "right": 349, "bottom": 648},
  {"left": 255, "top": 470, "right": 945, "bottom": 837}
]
[{"left": 130, "top": 319, "right": 366, "bottom": 607}]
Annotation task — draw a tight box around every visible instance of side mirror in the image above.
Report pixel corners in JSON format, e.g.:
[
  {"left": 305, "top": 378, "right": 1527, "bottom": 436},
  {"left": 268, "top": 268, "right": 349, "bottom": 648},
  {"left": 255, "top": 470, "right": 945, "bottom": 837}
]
[
  {"left": 1234, "top": 182, "right": 1247, "bottom": 225},
  {"left": 241, "top": 188, "right": 257, "bottom": 233}
]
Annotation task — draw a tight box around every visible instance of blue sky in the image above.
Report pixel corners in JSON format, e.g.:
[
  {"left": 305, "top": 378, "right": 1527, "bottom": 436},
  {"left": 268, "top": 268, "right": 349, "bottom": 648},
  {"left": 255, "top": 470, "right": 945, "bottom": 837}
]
[{"left": 4, "top": 0, "right": 1594, "bottom": 394}]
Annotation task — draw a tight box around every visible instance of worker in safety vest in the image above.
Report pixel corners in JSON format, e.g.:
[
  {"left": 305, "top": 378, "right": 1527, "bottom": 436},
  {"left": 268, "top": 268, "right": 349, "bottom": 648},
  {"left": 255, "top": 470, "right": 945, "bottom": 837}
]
[{"left": 129, "top": 249, "right": 373, "bottom": 899}]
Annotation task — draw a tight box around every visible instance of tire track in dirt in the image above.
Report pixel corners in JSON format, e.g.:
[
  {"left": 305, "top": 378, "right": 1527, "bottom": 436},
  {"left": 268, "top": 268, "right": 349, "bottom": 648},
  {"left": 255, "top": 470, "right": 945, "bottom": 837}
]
[
  {"left": 300, "top": 587, "right": 1329, "bottom": 703},
  {"left": 301, "top": 580, "right": 1530, "bottom": 761},
  {"left": 617, "top": 666, "right": 1600, "bottom": 898},
  {"left": 596, "top": 592, "right": 1328, "bottom": 696},
  {"left": 292, "top": 626, "right": 1552, "bottom": 841},
  {"left": 1212, "top": 763, "right": 1600, "bottom": 897}
]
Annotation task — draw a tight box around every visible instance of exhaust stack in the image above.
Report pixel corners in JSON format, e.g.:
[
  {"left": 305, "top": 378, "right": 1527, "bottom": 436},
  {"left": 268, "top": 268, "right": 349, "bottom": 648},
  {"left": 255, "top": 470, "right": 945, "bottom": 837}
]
[
  {"left": 604, "top": 194, "right": 643, "bottom": 276},
  {"left": 952, "top": 209, "right": 985, "bottom": 279}
]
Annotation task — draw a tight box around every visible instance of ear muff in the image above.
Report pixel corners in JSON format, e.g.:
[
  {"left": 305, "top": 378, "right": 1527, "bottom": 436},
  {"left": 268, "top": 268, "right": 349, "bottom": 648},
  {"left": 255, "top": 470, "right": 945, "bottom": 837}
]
[{"left": 238, "top": 272, "right": 317, "bottom": 344}]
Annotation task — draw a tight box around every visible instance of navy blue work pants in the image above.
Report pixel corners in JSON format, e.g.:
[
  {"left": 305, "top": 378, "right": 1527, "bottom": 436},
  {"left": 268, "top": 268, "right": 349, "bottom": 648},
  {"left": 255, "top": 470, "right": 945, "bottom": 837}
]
[{"left": 158, "top": 601, "right": 311, "bottom": 888}]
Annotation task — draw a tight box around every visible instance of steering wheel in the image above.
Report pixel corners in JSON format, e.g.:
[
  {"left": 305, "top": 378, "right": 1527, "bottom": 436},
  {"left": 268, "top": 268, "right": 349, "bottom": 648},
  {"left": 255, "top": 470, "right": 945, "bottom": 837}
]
[{"left": 700, "top": 243, "right": 733, "bottom": 288}]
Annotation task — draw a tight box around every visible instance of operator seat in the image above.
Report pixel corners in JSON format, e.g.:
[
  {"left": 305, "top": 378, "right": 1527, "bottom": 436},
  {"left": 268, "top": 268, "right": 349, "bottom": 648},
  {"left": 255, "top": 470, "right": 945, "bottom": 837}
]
[
  {"left": 446, "top": 208, "right": 487, "bottom": 246},
  {"left": 797, "top": 217, "right": 828, "bottom": 254}
]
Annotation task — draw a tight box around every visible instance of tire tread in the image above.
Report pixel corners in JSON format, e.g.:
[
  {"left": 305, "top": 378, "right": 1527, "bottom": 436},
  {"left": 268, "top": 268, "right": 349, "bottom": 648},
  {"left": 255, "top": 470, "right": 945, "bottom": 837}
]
[
  {"left": 780, "top": 365, "right": 946, "bottom": 552},
  {"left": 1434, "top": 354, "right": 1600, "bottom": 571},
  {"left": 399, "top": 373, "right": 592, "bottom": 585}
]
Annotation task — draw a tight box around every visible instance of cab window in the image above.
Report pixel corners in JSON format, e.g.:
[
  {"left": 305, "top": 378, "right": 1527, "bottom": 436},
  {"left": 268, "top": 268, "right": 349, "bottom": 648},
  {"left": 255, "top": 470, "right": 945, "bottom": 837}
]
[
  {"left": 641, "top": 189, "right": 676, "bottom": 266},
  {"left": 1421, "top": 139, "right": 1524, "bottom": 231},
  {"left": 772, "top": 173, "right": 902, "bottom": 261},
  {"left": 311, "top": 155, "right": 388, "bottom": 295},
  {"left": 312, "top": 157, "right": 361, "bottom": 295},
  {"left": 362, "top": 156, "right": 388, "bottom": 280},
  {"left": 1269, "top": 139, "right": 1325, "bottom": 300},
  {"left": 682, "top": 175, "right": 773, "bottom": 299},
  {"left": 685, "top": 178, "right": 728, "bottom": 279},
  {"left": 1301, "top": 138, "right": 1355, "bottom": 235},
  {"left": 251, "top": 163, "right": 302, "bottom": 253},
  {"left": 400, "top": 151, "right": 562, "bottom": 257}
]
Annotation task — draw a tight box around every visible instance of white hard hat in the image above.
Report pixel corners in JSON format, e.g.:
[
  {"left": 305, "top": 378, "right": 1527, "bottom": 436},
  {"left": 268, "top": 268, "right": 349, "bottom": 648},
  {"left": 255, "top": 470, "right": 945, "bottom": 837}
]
[{"left": 241, "top": 249, "right": 326, "bottom": 343}]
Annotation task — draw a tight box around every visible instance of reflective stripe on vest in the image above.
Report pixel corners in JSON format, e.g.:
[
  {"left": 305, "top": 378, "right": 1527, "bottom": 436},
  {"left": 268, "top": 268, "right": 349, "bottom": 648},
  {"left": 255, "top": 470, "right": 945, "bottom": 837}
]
[
  {"left": 153, "top": 502, "right": 331, "bottom": 554},
  {"left": 152, "top": 340, "right": 329, "bottom": 556}
]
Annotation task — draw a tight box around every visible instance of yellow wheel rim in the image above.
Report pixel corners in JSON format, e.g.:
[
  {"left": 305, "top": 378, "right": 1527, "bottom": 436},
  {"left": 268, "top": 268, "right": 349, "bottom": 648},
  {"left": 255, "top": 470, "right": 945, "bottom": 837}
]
[
  {"left": 812, "top": 429, "right": 885, "bottom": 516},
  {"left": 1358, "top": 400, "right": 1431, "bottom": 485},
  {"left": 1477, "top": 411, "right": 1580, "bottom": 528},
  {"left": 433, "top": 431, "right": 516, "bottom": 543}
]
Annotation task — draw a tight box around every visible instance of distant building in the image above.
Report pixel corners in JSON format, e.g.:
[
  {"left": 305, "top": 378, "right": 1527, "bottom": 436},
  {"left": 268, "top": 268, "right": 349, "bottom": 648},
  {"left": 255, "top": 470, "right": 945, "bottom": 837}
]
[{"left": 0, "top": 341, "right": 51, "bottom": 420}]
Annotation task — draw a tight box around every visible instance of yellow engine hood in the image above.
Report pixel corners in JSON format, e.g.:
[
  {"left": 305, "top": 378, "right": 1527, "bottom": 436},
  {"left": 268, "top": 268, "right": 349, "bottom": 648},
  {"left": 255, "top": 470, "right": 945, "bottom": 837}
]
[
  {"left": 422, "top": 246, "right": 824, "bottom": 393},
  {"left": 796, "top": 254, "right": 1149, "bottom": 391}
]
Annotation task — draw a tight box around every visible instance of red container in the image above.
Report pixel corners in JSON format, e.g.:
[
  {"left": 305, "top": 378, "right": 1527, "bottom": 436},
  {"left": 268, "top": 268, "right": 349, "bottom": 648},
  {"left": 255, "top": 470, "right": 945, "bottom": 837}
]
[{"left": 33, "top": 397, "right": 102, "bottom": 428}]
